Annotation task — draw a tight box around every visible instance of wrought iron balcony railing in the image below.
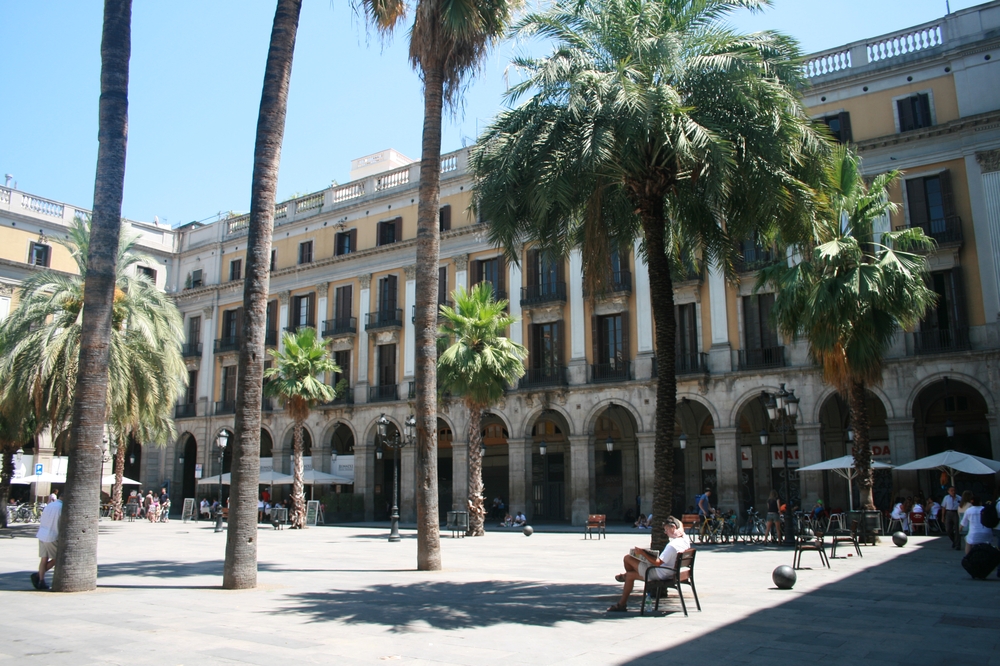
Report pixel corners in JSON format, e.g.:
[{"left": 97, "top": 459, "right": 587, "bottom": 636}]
[
  {"left": 589, "top": 361, "right": 632, "bottom": 384},
  {"left": 214, "top": 336, "right": 240, "bottom": 354},
  {"left": 365, "top": 309, "right": 403, "bottom": 331},
  {"left": 519, "top": 366, "right": 568, "bottom": 389},
  {"left": 174, "top": 403, "right": 197, "bottom": 419},
  {"left": 323, "top": 316, "right": 357, "bottom": 336},
  {"left": 737, "top": 346, "right": 786, "bottom": 371},
  {"left": 369, "top": 384, "right": 399, "bottom": 402},
  {"left": 520, "top": 282, "right": 567, "bottom": 307},
  {"left": 913, "top": 327, "right": 970, "bottom": 355},
  {"left": 181, "top": 343, "right": 202, "bottom": 358}
]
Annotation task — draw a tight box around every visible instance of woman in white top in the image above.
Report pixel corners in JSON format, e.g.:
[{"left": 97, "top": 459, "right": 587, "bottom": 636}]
[
  {"left": 960, "top": 496, "right": 994, "bottom": 553},
  {"left": 608, "top": 516, "right": 691, "bottom": 612}
]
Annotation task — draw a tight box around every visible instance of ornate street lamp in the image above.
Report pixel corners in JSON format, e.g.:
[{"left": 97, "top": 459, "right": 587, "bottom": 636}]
[
  {"left": 214, "top": 430, "right": 229, "bottom": 533},
  {"left": 762, "top": 384, "right": 798, "bottom": 546},
  {"left": 605, "top": 435, "right": 614, "bottom": 453},
  {"left": 378, "top": 413, "right": 415, "bottom": 542},
  {"left": 539, "top": 439, "right": 547, "bottom": 456},
  {"left": 679, "top": 433, "right": 688, "bottom": 451}
]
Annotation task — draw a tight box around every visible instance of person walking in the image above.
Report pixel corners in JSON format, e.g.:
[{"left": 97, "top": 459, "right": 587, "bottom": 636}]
[
  {"left": 941, "top": 486, "right": 961, "bottom": 550},
  {"left": 32, "top": 494, "right": 62, "bottom": 590},
  {"left": 960, "top": 495, "right": 994, "bottom": 554}
]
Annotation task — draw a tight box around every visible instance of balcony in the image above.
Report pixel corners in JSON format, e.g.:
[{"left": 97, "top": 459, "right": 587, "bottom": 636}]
[
  {"left": 323, "top": 316, "right": 357, "bottom": 336},
  {"left": 520, "top": 282, "right": 567, "bottom": 307},
  {"left": 215, "top": 400, "right": 236, "bottom": 415},
  {"left": 411, "top": 301, "right": 453, "bottom": 323},
  {"left": 737, "top": 346, "right": 786, "bottom": 371},
  {"left": 319, "top": 387, "right": 354, "bottom": 408},
  {"left": 214, "top": 336, "right": 240, "bottom": 354},
  {"left": 369, "top": 384, "right": 399, "bottom": 403},
  {"left": 519, "top": 366, "right": 568, "bottom": 390},
  {"left": 894, "top": 216, "right": 963, "bottom": 246},
  {"left": 736, "top": 246, "right": 779, "bottom": 273},
  {"left": 676, "top": 352, "right": 709, "bottom": 375},
  {"left": 174, "top": 403, "right": 197, "bottom": 419},
  {"left": 589, "top": 361, "right": 632, "bottom": 384},
  {"left": 609, "top": 270, "right": 632, "bottom": 294},
  {"left": 264, "top": 329, "right": 278, "bottom": 346},
  {"left": 261, "top": 398, "right": 277, "bottom": 412},
  {"left": 913, "top": 327, "right": 970, "bottom": 355},
  {"left": 284, "top": 324, "right": 315, "bottom": 335},
  {"left": 181, "top": 343, "right": 202, "bottom": 358},
  {"left": 365, "top": 308, "right": 403, "bottom": 331}
]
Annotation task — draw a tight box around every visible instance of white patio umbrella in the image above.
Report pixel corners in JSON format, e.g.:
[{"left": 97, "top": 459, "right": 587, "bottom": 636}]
[
  {"left": 300, "top": 469, "right": 353, "bottom": 485},
  {"left": 101, "top": 474, "right": 141, "bottom": 486},
  {"left": 11, "top": 472, "right": 66, "bottom": 485},
  {"left": 893, "top": 450, "right": 1000, "bottom": 487},
  {"left": 796, "top": 455, "right": 895, "bottom": 511},
  {"left": 198, "top": 473, "right": 231, "bottom": 486},
  {"left": 197, "top": 471, "right": 295, "bottom": 486}
]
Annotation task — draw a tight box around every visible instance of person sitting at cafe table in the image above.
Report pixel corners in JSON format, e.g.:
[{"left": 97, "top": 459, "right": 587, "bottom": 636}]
[
  {"left": 811, "top": 499, "right": 829, "bottom": 524},
  {"left": 608, "top": 516, "right": 691, "bottom": 613}
]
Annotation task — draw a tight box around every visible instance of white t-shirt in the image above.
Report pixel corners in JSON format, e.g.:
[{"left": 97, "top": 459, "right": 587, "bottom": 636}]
[
  {"left": 36, "top": 499, "right": 62, "bottom": 543},
  {"left": 961, "top": 506, "right": 993, "bottom": 545},
  {"left": 941, "top": 495, "right": 960, "bottom": 511},
  {"left": 644, "top": 534, "right": 692, "bottom": 581}
]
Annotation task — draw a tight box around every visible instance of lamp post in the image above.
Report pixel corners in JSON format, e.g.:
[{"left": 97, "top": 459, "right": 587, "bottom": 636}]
[
  {"left": 214, "top": 430, "right": 229, "bottom": 533},
  {"left": 761, "top": 384, "right": 799, "bottom": 546},
  {"left": 376, "top": 413, "right": 415, "bottom": 542}
]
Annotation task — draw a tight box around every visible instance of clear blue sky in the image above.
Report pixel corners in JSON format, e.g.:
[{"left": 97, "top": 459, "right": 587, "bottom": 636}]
[{"left": 0, "top": 0, "right": 981, "bottom": 226}]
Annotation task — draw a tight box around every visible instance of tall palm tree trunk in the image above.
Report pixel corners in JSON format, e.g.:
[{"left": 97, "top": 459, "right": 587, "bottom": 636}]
[
  {"left": 636, "top": 193, "right": 679, "bottom": 552},
  {"left": 111, "top": 435, "right": 126, "bottom": 520},
  {"left": 466, "top": 405, "right": 485, "bottom": 536},
  {"left": 414, "top": 63, "right": 444, "bottom": 568},
  {"left": 53, "top": 0, "right": 131, "bottom": 593},
  {"left": 224, "top": 0, "right": 301, "bottom": 589},
  {"left": 848, "top": 380, "right": 875, "bottom": 510},
  {"left": 291, "top": 419, "right": 306, "bottom": 528}
]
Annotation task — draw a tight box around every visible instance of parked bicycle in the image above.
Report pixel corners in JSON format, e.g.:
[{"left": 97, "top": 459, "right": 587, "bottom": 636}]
[
  {"left": 741, "top": 507, "right": 768, "bottom": 544},
  {"left": 698, "top": 512, "right": 726, "bottom": 544},
  {"left": 11, "top": 502, "right": 41, "bottom": 524}
]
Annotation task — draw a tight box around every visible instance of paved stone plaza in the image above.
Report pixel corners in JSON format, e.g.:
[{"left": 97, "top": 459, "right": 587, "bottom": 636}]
[{"left": 1, "top": 520, "right": 998, "bottom": 665}]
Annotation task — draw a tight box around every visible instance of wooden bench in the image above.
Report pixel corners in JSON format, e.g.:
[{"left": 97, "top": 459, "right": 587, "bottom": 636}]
[
  {"left": 681, "top": 514, "right": 700, "bottom": 538},
  {"left": 445, "top": 510, "right": 469, "bottom": 538},
  {"left": 585, "top": 514, "right": 606, "bottom": 539}
]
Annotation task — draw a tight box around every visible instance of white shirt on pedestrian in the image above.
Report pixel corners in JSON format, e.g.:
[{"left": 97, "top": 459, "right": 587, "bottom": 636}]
[
  {"left": 941, "top": 495, "right": 960, "bottom": 511},
  {"left": 36, "top": 499, "right": 62, "bottom": 543},
  {"left": 961, "top": 506, "right": 993, "bottom": 545}
]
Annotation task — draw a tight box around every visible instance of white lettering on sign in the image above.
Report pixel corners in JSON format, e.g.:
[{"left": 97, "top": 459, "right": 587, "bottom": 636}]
[
  {"left": 701, "top": 448, "right": 717, "bottom": 470},
  {"left": 770, "top": 445, "right": 800, "bottom": 468}
]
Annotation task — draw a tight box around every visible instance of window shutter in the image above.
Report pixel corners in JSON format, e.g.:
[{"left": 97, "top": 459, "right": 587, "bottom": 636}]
[
  {"left": 348, "top": 229, "right": 357, "bottom": 252},
  {"left": 759, "top": 294, "right": 778, "bottom": 348},
  {"left": 555, "top": 321, "right": 565, "bottom": 366},
  {"left": 394, "top": 217, "right": 403, "bottom": 243},
  {"left": 838, "top": 112, "right": 853, "bottom": 142},
  {"left": 938, "top": 170, "right": 956, "bottom": 219},
  {"left": 266, "top": 301, "right": 276, "bottom": 332},
  {"left": 270, "top": 250, "right": 277, "bottom": 271},
  {"left": 743, "top": 296, "right": 761, "bottom": 350},
  {"left": 498, "top": 257, "right": 507, "bottom": 297},
  {"left": 439, "top": 205, "right": 451, "bottom": 232},
  {"left": 527, "top": 250, "right": 538, "bottom": 288},
  {"left": 307, "top": 293, "right": 316, "bottom": 327},
  {"left": 918, "top": 93, "right": 932, "bottom": 127},
  {"left": 591, "top": 315, "right": 601, "bottom": 366},
  {"left": 438, "top": 266, "right": 448, "bottom": 304},
  {"left": 906, "top": 178, "right": 929, "bottom": 230},
  {"left": 951, "top": 268, "right": 968, "bottom": 329},
  {"left": 556, "top": 256, "right": 565, "bottom": 284},
  {"left": 236, "top": 307, "right": 244, "bottom": 339},
  {"left": 475, "top": 260, "right": 483, "bottom": 287},
  {"left": 897, "top": 98, "right": 914, "bottom": 132},
  {"left": 28, "top": 242, "right": 37, "bottom": 265},
  {"left": 621, "top": 312, "right": 631, "bottom": 364}
]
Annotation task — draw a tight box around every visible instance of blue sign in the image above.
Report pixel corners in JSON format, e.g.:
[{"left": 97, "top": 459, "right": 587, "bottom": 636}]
[{"left": 35, "top": 463, "right": 44, "bottom": 476}]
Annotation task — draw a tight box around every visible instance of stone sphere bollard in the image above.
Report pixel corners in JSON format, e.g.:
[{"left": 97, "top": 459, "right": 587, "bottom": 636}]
[
  {"left": 892, "top": 531, "right": 908, "bottom": 547},
  {"left": 772, "top": 565, "right": 797, "bottom": 589},
  {"left": 523, "top": 525, "right": 533, "bottom": 536}
]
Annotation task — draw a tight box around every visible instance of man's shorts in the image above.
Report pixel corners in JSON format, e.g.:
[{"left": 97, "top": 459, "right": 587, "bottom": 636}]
[{"left": 38, "top": 540, "right": 57, "bottom": 559}]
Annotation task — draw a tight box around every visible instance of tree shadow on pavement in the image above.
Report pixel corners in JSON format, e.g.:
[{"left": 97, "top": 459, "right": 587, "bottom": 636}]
[{"left": 276, "top": 580, "right": 619, "bottom": 630}]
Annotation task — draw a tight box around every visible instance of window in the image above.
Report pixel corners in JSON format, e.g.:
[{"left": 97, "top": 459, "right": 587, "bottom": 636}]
[
  {"left": 437, "top": 266, "right": 448, "bottom": 305},
  {"left": 335, "top": 229, "right": 357, "bottom": 256},
  {"left": 905, "top": 171, "right": 956, "bottom": 241},
  {"left": 222, "top": 307, "right": 243, "bottom": 341},
  {"left": 222, "top": 366, "right": 237, "bottom": 403},
  {"left": 187, "top": 316, "right": 201, "bottom": 345},
  {"left": 186, "top": 370, "right": 198, "bottom": 405},
  {"left": 377, "top": 344, "right": 397, "bottom": 386},
  {"left": 675, "top": 303, "right": 698, "bottom": 358},
  {"left": 897, "top": 93, "right": 932, "bottom": 132},
  {"left": 923, "top": 270, "right": 967, "bottom": 334},
  {"left": 377, "top": 217, "right": 402, "bottom": 246},
  {"left": 265, "top": 301, "right": 277, "bottom": 343},
  {"left": 190, "top": 269, "right": 204, "bottom": 288},
  {"left": 819, "top": 112, "right": 852, "bottom": 143},
  {"left": 335, "top": 285, "right": 353, "bottom": 322},
  {"left": 292, "top": 293, "right": 315, "bottom": 329},
  {"left": 229, "top": 259, "right": 242, "bottom": 282},
  {"left": 474, "top": 256, "right": 506, "bottom": 299},
  {"left": 137, "top": 265, "right": 157, "bottom": 282},
  {"left": 333, "top": 350, "right": 350, "bottom": 388},
  {"left": 439, "top": 205, "right": 452, "bottom": 232},
  {"left": 378, "top": 275, "right": 398, "bottom": 313},
  {"left": 742, "top": 294, "right": 778, "bottom": 351},
  {"left": 593, "top": 313, "right": 628, "bottom": 369},
  {"left": 28, "top": 242, "right": 51, "bottom": 267},
  {"left": 530, "top": 321, "right": 564, "bottom": 375},
  {"left": 526, "top": 250, "right": 563, "bottom": 295},
  {"left": 298, "top": 240, "right": 313, "bottom": 264},
  {"left": 270, "top": 249, "right": 277, "bottom": 272}
]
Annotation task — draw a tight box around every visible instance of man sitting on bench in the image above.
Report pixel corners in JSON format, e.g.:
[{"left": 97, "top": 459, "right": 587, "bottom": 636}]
[{"left": 608, "top": 516, "right": 691, "bottom": 612}]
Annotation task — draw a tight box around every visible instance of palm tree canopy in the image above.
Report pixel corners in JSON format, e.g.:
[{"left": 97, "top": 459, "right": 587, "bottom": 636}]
[
  {"left": 0, "top": 218, "right": 186, "bottom": 446},
  {"left": 438, "top": 283, "right": 527, "bottom": 409},
  {"left": 264, "top": 327, "right": 339, "bottom": 422},
  {"left": 757, "top": 145, "right": 938, "bottom": 389},
  {"left": 472, "top": 0, "right": 826, "bottom": 279}
]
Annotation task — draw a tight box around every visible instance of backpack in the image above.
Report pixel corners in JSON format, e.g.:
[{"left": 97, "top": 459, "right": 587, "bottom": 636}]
[
  {"left": 981, "top": 501, "right": 999, "bottom": 529},
  {"left": 961, "top": 543, "right": 1000, "bottom": 579}
]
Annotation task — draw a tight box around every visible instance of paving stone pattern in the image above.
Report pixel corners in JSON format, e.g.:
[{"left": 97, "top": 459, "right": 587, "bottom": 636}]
[{"left": 0, "top": 521, "right": 997, "bottom": 665}]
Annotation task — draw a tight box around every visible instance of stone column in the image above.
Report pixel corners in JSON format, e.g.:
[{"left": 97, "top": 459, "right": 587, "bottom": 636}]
[
  {"left": 403, "top": 265, "right": 416, "bottom": 379},
  {"left": 507, "top": 437, "right": 532, "bottom": 518},
  {"left": 633, "top": 240, "right": 655, "bottom": 379},
  {"left": 400, "top": 444, "right": 416, "bottom": 522},
  {"left": 200, "top": 306, "right": 215, "bottom": 412},
  {"left": 636, "top": 432, "right": 655, "bottom": 515},
  {"left": 972, "top": 150, "right": 1000, "bottom": 322},
  {"left": 454, "top": 254, "right": 468, "bottom": 291},
  {"left": 796, "top": 423, "right": 823, "bottom": 509},
  {"left": 569, "top": 434, "right": 592, "bottom": 525},
  {"left": 989, "top": 415, "right": 1000, "bottom": 461},
  {"left": 508, "top": 252, "right": 523, "bottom": 346},
  {"left": 707, "top": 260, "right": 731, "bottom": 373},
  {"left": 887, "top": 417, "right": 917, "bottom": 493},
  {"left": 713, "top": 427, "right": 739, "bottom": 513},
  {"left": 356, "top": 275, "right": 371, "bottom": 403},
  {"left": 451, "top": 439, "right": 469, "bottom": 511},
  {"left": 355, "top": 439, "right": 375, "bottom": 521}
]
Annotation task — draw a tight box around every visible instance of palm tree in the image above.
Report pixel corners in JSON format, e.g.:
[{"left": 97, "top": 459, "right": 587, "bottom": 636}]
[
  {"left": 758, "top": 145, "right": 937, "bottom": 510},
  {"left": 438, "top": 284, "right": 527, "bottom": 536},
  {"left": 263, "top": 327, "right": 339, "bottom": 529},
  {"left": 472, "top": 0, "right": 825, "bottom": 549},
  {"left": 225, "top": 0, "right": 302, "bottom": 590},
  {"left": 0, "top": 218, "right": 186, "bottom": 521},
  {"left": 359, "top": 0, "right": 520, "bottom": 571},
  {"left": 35, "top": 0, "right": 134, "bottom": 593}
]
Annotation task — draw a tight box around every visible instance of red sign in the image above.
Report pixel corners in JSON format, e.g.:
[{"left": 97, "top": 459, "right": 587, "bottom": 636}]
[{"left": 770, "top": 445, "right": 800, "bottom": 468}]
